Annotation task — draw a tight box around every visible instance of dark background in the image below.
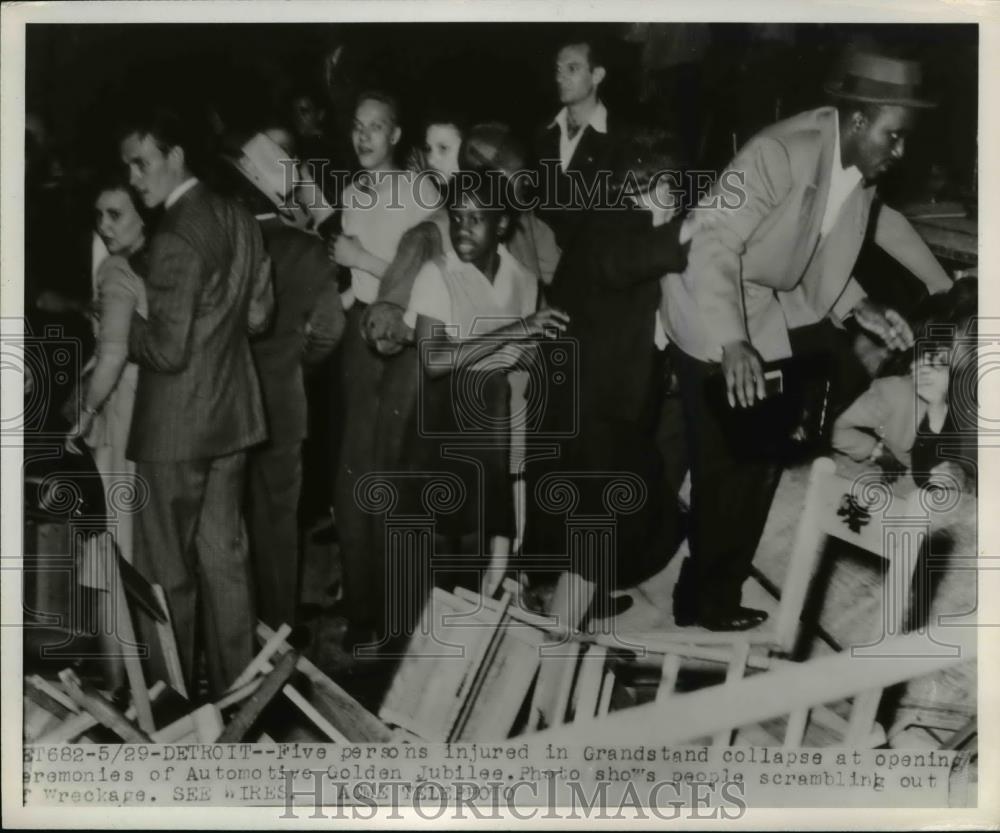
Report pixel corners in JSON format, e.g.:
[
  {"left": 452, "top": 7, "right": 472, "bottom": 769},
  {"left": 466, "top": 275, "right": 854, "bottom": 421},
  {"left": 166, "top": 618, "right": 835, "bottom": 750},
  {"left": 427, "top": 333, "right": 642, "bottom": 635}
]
[
  {"left": 24, "top": 21, "right": 978, "bottom": 304},
  {"left": 27, "top": 22, "right": 978, "bottom": 180}
]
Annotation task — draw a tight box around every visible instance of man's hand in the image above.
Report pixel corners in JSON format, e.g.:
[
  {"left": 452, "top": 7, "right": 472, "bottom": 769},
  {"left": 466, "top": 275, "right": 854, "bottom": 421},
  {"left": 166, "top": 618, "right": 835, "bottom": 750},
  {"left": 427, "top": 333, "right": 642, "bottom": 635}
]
[
  {"left": 64, "top": 410, "right": 95, "bottom": 455},
  {"left": 679, "top": 209, "right": 723, "bottom": 246},
  {"left": 721, "top": 340, "right": 766, "bottom": 408},
  {"left": 523, "top": 307, "right": 570, "bottom": 338},
  {"left": 851, "top": 298, "right": 914, "bottom": 352},
  {"left": 328, "top": 234, "right": 366, "bottom": 270}
]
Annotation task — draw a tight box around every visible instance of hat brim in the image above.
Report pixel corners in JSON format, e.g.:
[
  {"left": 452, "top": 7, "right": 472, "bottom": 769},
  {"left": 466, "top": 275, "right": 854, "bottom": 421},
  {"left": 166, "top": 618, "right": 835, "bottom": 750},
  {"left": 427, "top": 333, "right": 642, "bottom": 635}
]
[
  {"left": 222, "top": 153, "right": 284, "bottom": 206},
  {"left": 824, "top": 80, "right": 937, "bottom": 109}
]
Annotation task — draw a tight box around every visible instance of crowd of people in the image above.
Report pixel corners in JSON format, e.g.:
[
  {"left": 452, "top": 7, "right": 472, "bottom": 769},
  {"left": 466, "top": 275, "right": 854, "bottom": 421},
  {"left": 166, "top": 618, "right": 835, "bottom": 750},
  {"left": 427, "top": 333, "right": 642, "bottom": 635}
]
[{"left": 26, "top": 31, "right": 977, "bottom": 699}]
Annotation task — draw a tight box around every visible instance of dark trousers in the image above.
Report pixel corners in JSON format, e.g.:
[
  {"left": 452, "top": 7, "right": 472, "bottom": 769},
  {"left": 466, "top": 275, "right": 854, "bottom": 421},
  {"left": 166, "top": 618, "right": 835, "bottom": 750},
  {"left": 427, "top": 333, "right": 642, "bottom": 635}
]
[
  {"left": 670, "top": 345, "right": 783, "bottom": 615},
  {"left": 335, "top": 303, "right": 385, "bottom": 632},
  {"left": 134, "top": 451, "right": 254, "bottom": 696},
  {"left": 247, "top": 441, "right": 303, "bottom": 629},
  {"left": 670, "top": 322, "right": 869, "bottom": 616}
]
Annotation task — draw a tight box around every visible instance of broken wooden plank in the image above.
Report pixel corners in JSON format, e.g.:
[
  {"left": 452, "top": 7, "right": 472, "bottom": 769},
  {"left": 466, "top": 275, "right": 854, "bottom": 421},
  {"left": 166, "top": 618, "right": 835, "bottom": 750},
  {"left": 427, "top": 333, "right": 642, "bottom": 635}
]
[
  {"left": 251, "top": 656, "right": 349, "bottom": 743},
  {"left": 25, "top": 675, "right": 76, "bottom": 720},
  {"left": 453, "top": 622, "right": 544, "bottom": 741},
  {"left": 656, "top": 654, "right": 682, "bottom": 703},
  {"left": 108, "top": 547, "right": 154, "bottom": 734},
  {"left": 597, "top": 670, "right": 615, "bottom": 717},
  {"left": 58, "top": 670, "right": 152, "bottom": 743},
  {"left": 39, "top": 680, "right": 166, "bottom": 744},
  {"left": 258, "top": 622, "right": 392, "bottom": 742},
  {"left": 216, "top": 677, "right": 263, "bottom": 711},
  {"left": 447, "top": 589, "right": 513, "bottom": 741},
  {"left": 544, "top": 641, "right": 582, "bottom": 729},
  {"left": 783, "top": 708, "right": 810, "bottom": 748},
  {"left": 153, "top": 584, "right": 187, "bottom": 698},
  {"left": 573, "top": 645, "right": 607, "bottom": 722},
  {"left": 713, "top": 641, "right": 750, "bottom": 747},
  {"left": 531, "top": 630, "right": 976, "bottom": 747},
  {"left": 218, "top": 649, "right": 299, "bottom": 743},
  {"left": 844, "top": 688, "right": 883, "bottom": 745},
  {"left": 230, "top": 623, "right": 293, "bottom": 691}
]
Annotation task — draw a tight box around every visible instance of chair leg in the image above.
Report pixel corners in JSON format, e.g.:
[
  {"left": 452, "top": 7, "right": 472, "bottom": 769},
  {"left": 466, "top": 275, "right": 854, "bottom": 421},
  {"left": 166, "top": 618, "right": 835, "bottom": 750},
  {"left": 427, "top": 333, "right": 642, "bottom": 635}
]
[
  {"left": 783, "top": 708, "right": 810, "bottom": 747},
  {"left": 845, "top": 688, "right": 883, "bottom": 745}
]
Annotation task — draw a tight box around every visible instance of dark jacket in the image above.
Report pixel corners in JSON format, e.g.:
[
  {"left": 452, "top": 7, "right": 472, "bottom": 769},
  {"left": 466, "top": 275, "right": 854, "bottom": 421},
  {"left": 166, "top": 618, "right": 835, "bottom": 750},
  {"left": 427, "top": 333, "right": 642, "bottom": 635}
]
[
  {"left": 251, "top": 218, "right": 345, "bottom": 446},
  {"left": 548, "top": 208, "right": 689, "bottom": 424},
  {"left": 127, "top": 183, "right": 274, "bottom": 461},
  {"left": 533, "top": 110, "right": 619, "bottom": 252}
]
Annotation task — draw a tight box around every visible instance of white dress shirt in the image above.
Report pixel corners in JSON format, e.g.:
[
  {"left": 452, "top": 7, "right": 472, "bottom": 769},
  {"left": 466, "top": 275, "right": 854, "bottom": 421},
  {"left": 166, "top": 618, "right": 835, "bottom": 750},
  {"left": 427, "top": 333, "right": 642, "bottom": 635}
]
[
  {"left": 550, "top": 101, "right": 608, "bottom": 172},
  {"left": 165, "top": 177, "right": 198, "bottom": 210},
  {"left": 820, "top": 119, "right": 864, "bottom": 238}
]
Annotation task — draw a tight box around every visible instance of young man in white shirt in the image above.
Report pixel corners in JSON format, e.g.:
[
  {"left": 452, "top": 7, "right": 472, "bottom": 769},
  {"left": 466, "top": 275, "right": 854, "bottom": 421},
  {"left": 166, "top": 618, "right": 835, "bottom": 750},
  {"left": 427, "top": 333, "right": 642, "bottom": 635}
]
[{"left": 328, "top": 90, "right": 438, "bottom": 655}]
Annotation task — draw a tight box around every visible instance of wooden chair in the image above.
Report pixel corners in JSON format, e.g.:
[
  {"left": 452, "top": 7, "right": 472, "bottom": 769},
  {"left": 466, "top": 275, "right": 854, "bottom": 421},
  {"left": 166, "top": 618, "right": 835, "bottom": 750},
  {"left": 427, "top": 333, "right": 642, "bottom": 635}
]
[
  {"left": 529, "top": 628, "right": 977, "bottom": 748},
  {"left": 604, "top": 457, "right": 930, "bottom": 746}
]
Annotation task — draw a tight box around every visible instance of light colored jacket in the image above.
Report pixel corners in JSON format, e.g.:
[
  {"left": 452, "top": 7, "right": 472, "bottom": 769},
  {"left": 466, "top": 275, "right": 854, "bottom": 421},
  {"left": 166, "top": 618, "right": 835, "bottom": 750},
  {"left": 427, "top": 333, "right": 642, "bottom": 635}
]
[
  {"left": 832, "top": 374, "right": 925, "bottom": 467},
  {"left": 662, "top": 106, "right": 951, "bottom": 363}
]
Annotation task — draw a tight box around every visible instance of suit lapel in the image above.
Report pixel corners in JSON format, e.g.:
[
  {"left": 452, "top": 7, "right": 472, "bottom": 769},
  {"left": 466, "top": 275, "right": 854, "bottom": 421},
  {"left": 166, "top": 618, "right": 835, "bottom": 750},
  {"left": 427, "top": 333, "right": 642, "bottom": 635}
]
[
  {"left": 568, "top": 123, "right": 607, "bottom": 172},
  {"left": 806, "top": 183, "right": 874, "bottom": 312},
  {"left": 784, "top": 111, "right": 835, "bottom": 284}
]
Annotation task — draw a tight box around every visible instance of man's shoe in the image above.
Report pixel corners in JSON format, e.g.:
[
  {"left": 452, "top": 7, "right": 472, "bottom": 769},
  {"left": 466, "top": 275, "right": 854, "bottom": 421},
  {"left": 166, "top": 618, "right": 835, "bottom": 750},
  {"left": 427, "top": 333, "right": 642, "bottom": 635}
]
[{"left": 676, "top": 606, "right": 768, "bottom": 631}]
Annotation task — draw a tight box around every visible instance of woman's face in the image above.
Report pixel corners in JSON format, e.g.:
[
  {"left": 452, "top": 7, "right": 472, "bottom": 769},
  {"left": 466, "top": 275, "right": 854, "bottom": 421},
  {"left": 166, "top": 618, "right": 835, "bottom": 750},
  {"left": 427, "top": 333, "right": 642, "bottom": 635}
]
[
  {"left": 424, "top": 123, "right": 462, "bottom": 180},
  {"left": 914, "top": 348, "right": 950, "bottom": 407},
  {"left": 95, "top": 188, "right": 144, "bottom": 255}
]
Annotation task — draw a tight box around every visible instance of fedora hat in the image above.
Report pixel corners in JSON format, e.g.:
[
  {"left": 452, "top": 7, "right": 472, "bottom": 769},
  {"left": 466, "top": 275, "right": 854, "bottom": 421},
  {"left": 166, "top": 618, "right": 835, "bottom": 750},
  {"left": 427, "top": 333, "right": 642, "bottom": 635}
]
[
  {"left": 225, "top": 132, "right": 336, "bottom": 228},
  {"left": 825, "top": 50, "right": 936, "bottom": 109}
]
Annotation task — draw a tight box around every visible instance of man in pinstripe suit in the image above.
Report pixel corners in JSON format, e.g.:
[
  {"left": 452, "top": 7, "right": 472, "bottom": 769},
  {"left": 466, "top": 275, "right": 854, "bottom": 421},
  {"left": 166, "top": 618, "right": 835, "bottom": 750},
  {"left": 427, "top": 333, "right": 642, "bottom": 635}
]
[{"left": 121, "top": 106, "right": 274, "bottom": 695}]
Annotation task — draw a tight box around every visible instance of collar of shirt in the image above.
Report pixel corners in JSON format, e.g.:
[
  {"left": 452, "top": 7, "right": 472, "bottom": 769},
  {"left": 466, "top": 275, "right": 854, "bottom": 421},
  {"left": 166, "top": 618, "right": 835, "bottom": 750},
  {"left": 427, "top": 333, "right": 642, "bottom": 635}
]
[
  {"left": 444, "top": 243, "right": 516, "bottom": 284},
  {"left": 821, "top": 119, "right": 864, "bottom": 238},
  {"left": 165, "top": 177, "right": 199, "bottom": 210},
  {"left": 550, "top": 100, "right": 608, "bottom": 136}
]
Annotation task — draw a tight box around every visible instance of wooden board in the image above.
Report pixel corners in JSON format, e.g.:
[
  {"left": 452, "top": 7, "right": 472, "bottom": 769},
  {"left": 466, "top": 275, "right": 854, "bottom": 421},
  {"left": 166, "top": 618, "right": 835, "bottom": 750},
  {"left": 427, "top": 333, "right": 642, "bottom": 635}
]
[
  {"left": 451, "top": 622, "right": 544, "bottom": 741},
  {"left": 257, "top": 622, "right": 392, "bottom": 743},
  {"left": 379, "top": 588, "right": 504, "bottom": 739}
]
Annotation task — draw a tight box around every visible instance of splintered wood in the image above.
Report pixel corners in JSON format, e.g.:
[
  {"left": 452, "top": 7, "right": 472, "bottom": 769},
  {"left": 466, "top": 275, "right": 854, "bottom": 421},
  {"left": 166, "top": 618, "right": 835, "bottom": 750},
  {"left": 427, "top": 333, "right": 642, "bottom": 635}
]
[{"left": 25, "top": 620, "right": 394, "bottom": 745}]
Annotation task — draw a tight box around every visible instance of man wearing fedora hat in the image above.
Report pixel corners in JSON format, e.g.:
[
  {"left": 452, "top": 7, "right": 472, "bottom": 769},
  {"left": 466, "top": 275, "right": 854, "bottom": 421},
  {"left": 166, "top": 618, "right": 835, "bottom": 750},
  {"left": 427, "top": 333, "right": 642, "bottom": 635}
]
[
  {"left": 219, "top": 135, "right": 347, "bottom": 629},
  {"left": 662, "top": 48, "right": 953, "bottom": 632}
]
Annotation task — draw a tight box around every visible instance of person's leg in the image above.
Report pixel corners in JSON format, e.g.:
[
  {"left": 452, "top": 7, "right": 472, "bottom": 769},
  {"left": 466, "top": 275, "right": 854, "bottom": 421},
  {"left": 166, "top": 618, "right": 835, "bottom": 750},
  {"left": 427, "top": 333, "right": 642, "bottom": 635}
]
[
  {"left": 670, "top": 345, "right": 775, "bottom": 626},
  {"left": 133, "top": 458, "right": 209, "bottom": 690},
  {"left": 548, "top": 570, "right": 596, "bottom": 632},
  {"left": 247, "top": 442, "right": 303, "bottom": 629},
  {"left": 482, "top": 535, "right": 511, "bottom": 598},
  {"left": 194, "top": 450, "right": 255, "bottom": 695},
  {"left": 335, "top": 306, "right": 384, "bottom": 635}
]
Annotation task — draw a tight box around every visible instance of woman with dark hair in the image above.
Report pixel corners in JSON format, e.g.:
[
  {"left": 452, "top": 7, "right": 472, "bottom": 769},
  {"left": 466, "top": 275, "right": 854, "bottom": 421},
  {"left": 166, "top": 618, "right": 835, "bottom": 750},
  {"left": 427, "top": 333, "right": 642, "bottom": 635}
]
[
  {"left": 407, "top": 109, "right": 467, "bottom": 188},
  {"left": 65, "top": 173, "right": 149, "bottom": 565}
]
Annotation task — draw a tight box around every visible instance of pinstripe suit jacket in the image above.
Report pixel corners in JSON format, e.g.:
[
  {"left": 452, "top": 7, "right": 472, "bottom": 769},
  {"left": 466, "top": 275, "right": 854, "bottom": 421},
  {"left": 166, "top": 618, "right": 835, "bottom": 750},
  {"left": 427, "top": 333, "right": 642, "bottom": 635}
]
[{"left": 127, "top": 183, "right": 274, "bottom": 462}]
